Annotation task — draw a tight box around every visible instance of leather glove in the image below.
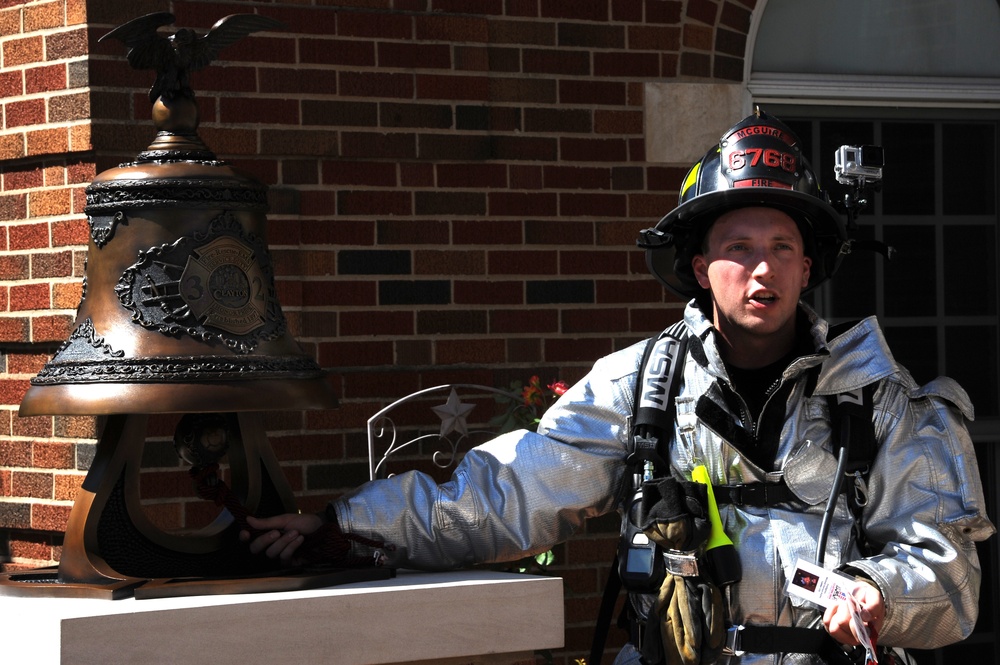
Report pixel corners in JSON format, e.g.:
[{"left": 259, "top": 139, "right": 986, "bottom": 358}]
[
  {"left": 639, "top": 476, "right": 711, "bottom": 551},
  {"left": 636, "top": 476, "right": 724, "bottom": 665},
  {"left": 643, "top": 573, "right": 724, "bottom": 665}
]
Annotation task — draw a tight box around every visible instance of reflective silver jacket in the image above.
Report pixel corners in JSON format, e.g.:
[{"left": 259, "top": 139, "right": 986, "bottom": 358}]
[{"left": 332, "top": 302, "right": 994, "bottom": 661}]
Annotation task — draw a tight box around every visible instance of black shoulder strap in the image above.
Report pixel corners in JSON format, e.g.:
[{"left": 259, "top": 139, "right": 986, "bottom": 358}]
[
  {"left": 626, "top": 320, "right": 689, "bottom": 474},
  {"left": 591, "top": 321, "right": 689, "bottom": 665}
]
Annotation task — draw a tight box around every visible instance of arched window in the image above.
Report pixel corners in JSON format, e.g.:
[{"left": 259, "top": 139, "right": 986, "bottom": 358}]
[{"left": 749, "top": 0, "right": 1000, "bottom": 105}]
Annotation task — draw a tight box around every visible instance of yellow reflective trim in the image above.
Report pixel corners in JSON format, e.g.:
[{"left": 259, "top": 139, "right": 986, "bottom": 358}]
[{"left": 681, "top": 162, "right": 700, "bottom": 197}]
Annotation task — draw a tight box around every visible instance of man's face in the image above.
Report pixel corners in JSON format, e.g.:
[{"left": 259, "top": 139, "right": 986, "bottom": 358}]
[{"left": 691, "top": 207, "right": 811, "bottom": 346}]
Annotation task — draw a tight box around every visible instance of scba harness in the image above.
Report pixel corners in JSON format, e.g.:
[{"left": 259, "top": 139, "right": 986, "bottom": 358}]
[{"left": 590, "top": 321, "right": 885, "bottom": 665}]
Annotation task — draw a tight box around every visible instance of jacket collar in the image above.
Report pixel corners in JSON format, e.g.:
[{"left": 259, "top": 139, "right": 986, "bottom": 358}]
[{"left": 682, "top": 300, "right": 896, "bottom": 395}]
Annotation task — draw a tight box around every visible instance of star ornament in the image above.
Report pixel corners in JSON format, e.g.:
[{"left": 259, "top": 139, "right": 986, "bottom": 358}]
[{"left": 432, "top": 389, "right": 476, "bottom": 437}]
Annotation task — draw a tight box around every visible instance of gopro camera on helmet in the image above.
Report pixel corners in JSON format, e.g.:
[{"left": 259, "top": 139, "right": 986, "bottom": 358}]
[{"left": 834, "top": 145, "right": 884, "bottom": 186}]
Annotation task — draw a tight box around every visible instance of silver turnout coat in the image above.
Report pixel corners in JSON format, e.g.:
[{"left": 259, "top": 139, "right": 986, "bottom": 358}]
[{"left": 332, "top": 302, "right": 994, "bottom": 662}]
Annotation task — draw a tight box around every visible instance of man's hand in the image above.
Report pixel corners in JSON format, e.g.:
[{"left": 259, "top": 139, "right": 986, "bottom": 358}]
[
  {"left": 239, "top": 512, "right": 324, "bottom": 562},
  {"left": 823, "top": 579, "right": 885, "bottom": 646}
]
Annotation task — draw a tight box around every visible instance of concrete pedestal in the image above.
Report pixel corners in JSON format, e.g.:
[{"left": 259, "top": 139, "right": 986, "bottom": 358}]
[{"left": 0, "top": 569, "right": 564, "bottom": 665}]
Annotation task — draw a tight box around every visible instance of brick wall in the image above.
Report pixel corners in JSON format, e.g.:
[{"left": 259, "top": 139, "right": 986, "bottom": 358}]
[{"left": 0, "top": 1, "right": 754, "bottom": 662}]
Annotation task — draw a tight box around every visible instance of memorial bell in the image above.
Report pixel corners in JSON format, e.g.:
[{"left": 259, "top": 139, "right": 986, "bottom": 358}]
[{"left": 0, "top": 13, "right": 379, "bottom": 599}]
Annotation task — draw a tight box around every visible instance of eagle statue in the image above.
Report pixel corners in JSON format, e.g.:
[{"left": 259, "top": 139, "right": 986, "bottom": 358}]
[{"left": 100, "top": 12, "right": 285, "bottom": 103}]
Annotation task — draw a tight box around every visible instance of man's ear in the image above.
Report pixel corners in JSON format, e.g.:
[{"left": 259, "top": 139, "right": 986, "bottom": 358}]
[
  {"left": 801, "top": 255, "right": 812, "bottom": 289},
  {"left": 692, "top": 254, "right": 711, "bottom": 289}
]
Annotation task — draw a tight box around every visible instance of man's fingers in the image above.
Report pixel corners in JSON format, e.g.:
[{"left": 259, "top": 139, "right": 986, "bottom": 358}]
[
  {"left": 264, "top": 529, "right": 303, "bottom": 560},
  {"left": 247, "top": 528, "right": 286, "bottom": 555}
]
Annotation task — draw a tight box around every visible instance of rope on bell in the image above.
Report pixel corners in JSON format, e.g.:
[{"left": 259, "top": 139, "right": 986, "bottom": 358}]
[{"left": 190, "top": 463, "right": 393, "bottom": 568}]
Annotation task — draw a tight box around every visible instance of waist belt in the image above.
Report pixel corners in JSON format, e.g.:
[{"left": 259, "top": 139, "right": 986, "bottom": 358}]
[
  {"left": 714, "top": 481, "right": 797, "bottom": 507},
  {"left": 726, "top": 624, "right": 832, "bottom": 656}
]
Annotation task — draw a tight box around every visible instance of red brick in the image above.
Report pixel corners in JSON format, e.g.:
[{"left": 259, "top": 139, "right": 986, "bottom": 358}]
[
  {"left": 52, "top": 415, "right": 96, "bottom": 439},
  {"left": 541, "top": 0, "right": 608, "bottom": 20},
  {"left": 413, "top": 249, "right": 485, "bottom": 274},
  {"left": 488, "top": 249, "right": 558, "bottom": 275},
  {"left": 594, "top": 51, "right": 661, "bottom": 78},
  {"left": 415, "top": 14, "right": 489, "bottom": 43},
  {"left": 45, "top": 27, "right": 87, "bottom": 60},
  {"left": 0, "top": 8, "right": 19, "bottom": 37},
  {"left": 48, "top": 91, "right": 89, "bottom": 124},
  {"left": 0, "top": 133, "right": 25, "bottom": 161},
  {"left": 5, "top": 98, "right": 46, "bottom": 128},
  {"left": 50, "top": 217, "right": 87, "bottom": 246},
  {"left": 436, "top": 338, "right": 505, "bottom": 365},
  {"left": 558, "top": 79, "right": 626, "bottom": 105},
  {"left": 30, "top": 314, "right": 73, "bottom": 341},
  {"left": 437, "top": 163, "right": 507, "bottom": 189},
  {"left": 300, "top": 37, "right": 375, "bottom": 67},
  {"left": 416, "top": 74, "right": 488, "bottom": 101},
  {"left": 453, "top": 219, "right": 522, "bottom": 245},
  {"left": 27, "top": 127, "right": 69, "bottom": 155},
  {"left": 340, "top": 71, "right": 413, "bottom": 98},
  {"left": 32, "top": 502, "right": 72, "bottom": 531},
  {"left": 259, "top": 67, "right": 339, "bottom": 95},
  {"left": 488, "top": 192, "right": 557, "bottom": 217},
  {"left": 220, "top": 97, "right": 299, "bottom": 125},
  {"left": 52, "top": 282, "right": 83, "bottom": 309},
  {"left": 24, "top": 1, "right": 64, "bottom": 32},
  {"left": 523, "top": 48, "right": 591, "bottom": 76},
  {"left": 454, "top": 279, "right": 522, "bottom": 305},
  {"left": 3, "top": 35, "right": 44, "bottom": 68},
  {"left": 0, "top": 68, "right": 20, "bottom": 97},
  {"left": 595, "top": 109, "right": 643, "bottom": 135},
  {"left": 8, "top": 223, "right": 49, "bottom": 251},
  {"left": 0, "top": 470, "right": 10, "bottom": 496},
  {"left": 13, "top": 416, "right": 54, "bottom": 443},
  {"left": 8, "top": 532, "right": 52, "bottom": 560},
  {"left": 13, "top": 471, "right": 52, "bottom": 499},
  {"left": 318, "top": 340, "right": 394, "bottom": 368},
  {"left": 560, "top": 136, "right": 629, "bottom": 162},
  {"left": 400, "top": 162, "right": 433, "bottom": 187},
  {"left": 6, "top": 351, "right": 49, "bottom": 375},
  {"left": 562, "top": 307, "right": 629, "bottom": 334},
  {"left": 0, "top": 439, "right": 32, "bottom": 467},
  {"left": 337, "top": 10, "right": 412, "bottom": 39},
  {"left": 28, "top": 187, "right": 71, "bottom": 217},
  {"left": 490, "top": 308, "right": 558, "bottom": 334},
  {"left": 9, "top": 282, "right": 49, "bottom": 311},
  {"left": 488, "top": 77, "right": 556, "bottom": 104},
  {"left": 33, "top": 441, "right": 74, "bottom": 470},
  {"left": 4, "top": 167, "right": 44, "bottom": 191},
  {"left": 340, "top": 131, "right": 416, "bottom": 160},
  {"left": 24, "top": 63, "right": 66, "bottom": 94},
  {"left": 337, "top": 190, "right": 411, "bottom": 216},
  {"left": 322, "top": 160, "right": 397, "bottom": 187},
  {"left": 339, "top": 310, "right": 413, "bottom": 336},
  {"left": 0, "top": 254, "right": 29, "bottom": 280},
  {"left": 544, "top": 336, "right": 613, "bottom": 363},
  {"left": 378, "top": 41, "right": 451, "bottom": 69},
  {"left": 648, "top": 0, "right": 684, "bottom": 24},
  {"left": 560, "top": 192, "right": 627, "bottom": 217},
  {"left": 0, "top": 318, "right": 29, "bottom": 343}
]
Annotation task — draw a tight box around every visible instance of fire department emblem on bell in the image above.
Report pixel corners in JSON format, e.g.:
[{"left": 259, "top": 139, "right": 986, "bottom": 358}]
[
  {"left": 180, "top": 236, "right": 267, "bottom": 336},
  {"left": 116, "top": 212, "right": 285, "bottom": 353}
]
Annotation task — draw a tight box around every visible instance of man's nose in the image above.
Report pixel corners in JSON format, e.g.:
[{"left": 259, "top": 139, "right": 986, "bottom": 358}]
[{"left": 751, "top": 254, "right": 774, "bottom": 278}]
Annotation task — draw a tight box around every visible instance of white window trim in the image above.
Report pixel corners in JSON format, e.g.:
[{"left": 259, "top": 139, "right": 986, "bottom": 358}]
[{"left": 749, "top": 73, "right": 1000, "bottom": 109}]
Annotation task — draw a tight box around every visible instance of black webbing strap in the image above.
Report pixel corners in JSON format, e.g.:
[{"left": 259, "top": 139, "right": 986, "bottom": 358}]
[
  {"left": 590, "top": 322, "right": 688, "bottom": 665},
  {"left": 714, "top": 481, "right": 796, "bottom": 507},
  {"left": 589, "top": 553, "right": 623, "bottom": 665},
  {"left": 734, "top": 625, "right": 834, "bottom": 655}
]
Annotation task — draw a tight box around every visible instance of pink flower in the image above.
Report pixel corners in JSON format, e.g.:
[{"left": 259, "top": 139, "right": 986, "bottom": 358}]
[{"left": 548, "top": 380, "right": 569, "bottom": 396}]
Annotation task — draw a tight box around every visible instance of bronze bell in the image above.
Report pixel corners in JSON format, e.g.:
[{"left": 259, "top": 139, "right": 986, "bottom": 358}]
[
  {"left": 18, "top": 87, "right": 334, "bottom": 417},
  {"left": 0, "top": 14, "right": 365, "bottom": 599}
]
